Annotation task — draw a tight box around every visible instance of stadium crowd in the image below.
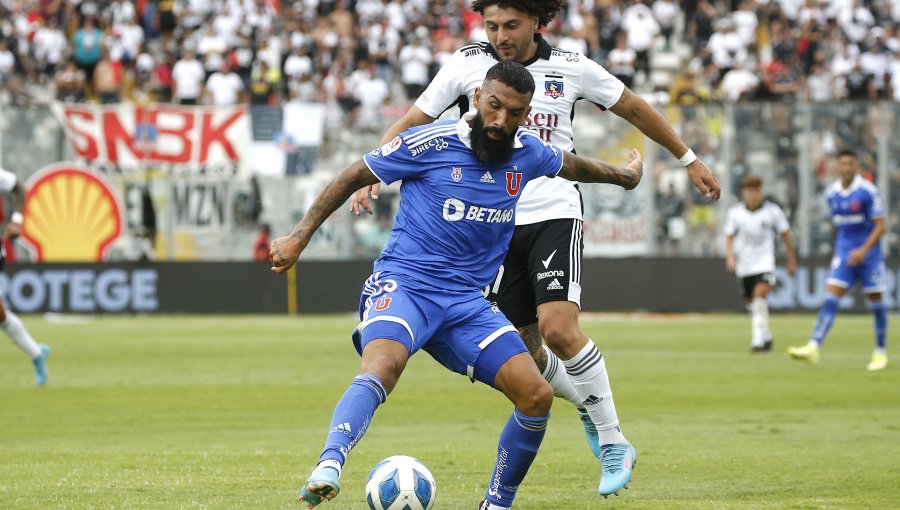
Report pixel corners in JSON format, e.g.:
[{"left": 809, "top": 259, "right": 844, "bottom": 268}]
[
  {"left": 2, "top": 0, "right": 899, "bottom": 259},
  {"left": 2, "top": 0, "right": 900, "bottom": 109}
]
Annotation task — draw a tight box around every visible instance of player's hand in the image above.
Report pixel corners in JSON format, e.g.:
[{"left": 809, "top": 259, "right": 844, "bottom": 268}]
[
  {"left": 847, "top": 248, "right": 866, "bottom": 267},
  {"left": 686, "top": 159, "right": 721, "bottom": 201},
  {"left": 625, "top": 148, "right": 643, "bottom": 186},
  {"left": 350, "top": 183, "right": 381, "bottom": 216},
  {"left": 726, "top": 255, "right": 736, "bottom": 273},
  {"left": 2, "top": 222, "right": 20, "bottom": 240},
  {"left": 786, "top": 257, "right": 797, "bottom": 276},
  {"left": 270, "top": 235, "right": 307, "bottom": 274}
]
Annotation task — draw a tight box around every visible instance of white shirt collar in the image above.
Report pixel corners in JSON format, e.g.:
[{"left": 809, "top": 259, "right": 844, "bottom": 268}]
[
  {"left": 456, "top": 110, "right": 524, "bottom": 150},
  {"left": 837, "top": 174, "right": 863, "bottom": 196}
]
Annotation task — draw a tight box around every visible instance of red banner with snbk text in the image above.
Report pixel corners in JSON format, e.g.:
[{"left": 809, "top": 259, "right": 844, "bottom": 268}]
[{"left": 50, "top": 102, "right": 251, "bottom": 175}]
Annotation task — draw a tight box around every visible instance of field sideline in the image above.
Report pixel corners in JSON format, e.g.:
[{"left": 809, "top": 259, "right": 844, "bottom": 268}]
[{"left": 1, "top": 314, "right": 898, "bottom": 509}]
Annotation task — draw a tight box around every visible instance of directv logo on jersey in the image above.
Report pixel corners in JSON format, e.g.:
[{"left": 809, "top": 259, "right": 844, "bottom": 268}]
[
  {"left": 544, "top": 80, "right": 565, "bottom": 98},
  {"left": 480, "top": 171, "right": 495, "bottom": 183},
  {"left": 409, "top": 137, "right": 449, "bottom": 157}
]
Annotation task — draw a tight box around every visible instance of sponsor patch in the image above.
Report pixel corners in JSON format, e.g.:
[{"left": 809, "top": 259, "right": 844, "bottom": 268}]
[{"left": 381, "top": 136, "right": 402, "bottom": 157}]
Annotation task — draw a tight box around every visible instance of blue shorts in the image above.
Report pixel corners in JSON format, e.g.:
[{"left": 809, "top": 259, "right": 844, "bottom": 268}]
[
  {"left": 351, "top": 271, "right": 528, "bottom": 387},
  {"left": 826, "top": 253, "right": 886, "bottom": 293}
]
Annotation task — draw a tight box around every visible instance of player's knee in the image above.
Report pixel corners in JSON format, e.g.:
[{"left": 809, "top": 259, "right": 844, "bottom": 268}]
[
  {"left": 538, "top": 317, "right": 582, "bottom": 353},
  {"left": 511, "top": 377, "right": 553, "bottom": 416}
]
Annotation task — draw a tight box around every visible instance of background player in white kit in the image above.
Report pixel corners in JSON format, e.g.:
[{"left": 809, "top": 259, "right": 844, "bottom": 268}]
[
  {"left": 0, "top": 167, "right": 50, "bottom": 386},
  {"left": 351, "top": 0, "right": 720, "bottom": 497},
  {"left": 724, "top": 176, "right": 796, "bottom": 353}
]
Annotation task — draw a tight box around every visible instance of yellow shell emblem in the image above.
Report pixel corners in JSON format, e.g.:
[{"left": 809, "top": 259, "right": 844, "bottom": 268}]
[{"left": 22, "top": 165, "right": 122, "bottom": 262}]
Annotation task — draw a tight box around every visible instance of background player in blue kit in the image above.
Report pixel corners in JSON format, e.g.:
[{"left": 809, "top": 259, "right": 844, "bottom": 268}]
[
  {"left": 269, "top": 62, "right": 642, "bottom": 510},
  {"left": 788, "top": 149, "right": 888, "bottom": 371}
]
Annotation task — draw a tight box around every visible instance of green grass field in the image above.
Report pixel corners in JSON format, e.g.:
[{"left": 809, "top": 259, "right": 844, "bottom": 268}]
[{"left": 1, "top": 314, "right": 898, "bottom": 509}]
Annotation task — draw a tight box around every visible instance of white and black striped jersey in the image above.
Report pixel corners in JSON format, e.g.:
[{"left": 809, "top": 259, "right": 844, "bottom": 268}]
[
  {"left": 414, "top": 35, "right": 625, "bottom": 226},
  {"left": 723, "top": 200, "right": 791, "bottom": 277}
]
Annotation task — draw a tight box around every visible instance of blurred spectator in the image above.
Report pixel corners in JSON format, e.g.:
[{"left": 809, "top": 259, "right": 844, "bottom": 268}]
[
  {"left": 656, "top": 181, "right": 686, "bottom": 256},
  {"left": 55, "top": 60, "right": 86, "bottom": 102},
  {"left": 398, "top": 29, "right": 432, "bottom": 101},
  {"left": 249, "top": 60, "right": 277, "bottom": 105},
  {"left": 93, "top": 49, "right": 123, "bottom": 103},
  {"left": 607, "top": 32, "right": 637, "bottom": 89},
  {"left": 653, "top": 0, "right": 678, "bottom": 50},
  {"left": 33, "top": 17, "right": 67, "bottom": 76},
  {"left": 350, "top": 60, "right": 389, "bottom": 131},
  {"left": 719, "top": 62, "right": 760, "bottom": 101},
  {"left": 708, "top": 18, "right": 745, "bottom": 82},
  {"left": 253, "top": 223, "right": 271, "bottom": 262},
  {"left": 806, "top": 63, "right": 835, "bottom": 101},
  {"left": 205, "top": 62, "right": 245, "bottom": 105},
  {"left": 0, "top": 40, "right": 14, "bottom": 84},
  {"left": 621, "top": 2, "right": 659, "bottom": 85},
  {"left": 73, "top": 17, "right": 103, "bottom": 83},
  {"left": 844, "top": 60, "right": 876, "bottom": 99},
  {"left": 171, "top": 49, "right": 205, "bottom": 104}
]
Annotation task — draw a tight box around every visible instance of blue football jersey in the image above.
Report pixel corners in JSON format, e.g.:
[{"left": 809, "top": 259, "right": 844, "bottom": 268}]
[
  {"left": 362, "top": 115, "right": 564, "bottom": 291},
  {"left": 826, "top": 175, "right": 884, "bottom": 258}
]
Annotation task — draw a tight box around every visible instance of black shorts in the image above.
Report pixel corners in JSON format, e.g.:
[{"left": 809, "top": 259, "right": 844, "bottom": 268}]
[
  {"left": 739, "top": 272, "right": 777, "bottom": 300},
  {"left": 486, "top": 218, "right": 583, "bottom": 328}
]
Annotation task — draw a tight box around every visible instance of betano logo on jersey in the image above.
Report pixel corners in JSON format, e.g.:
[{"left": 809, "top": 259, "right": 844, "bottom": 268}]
[
  {"left": 442, "top": 198, "right": 513, "bottom": 223},
  {"left": 22, "top": 164, "right": 122, "bottom": 261}
]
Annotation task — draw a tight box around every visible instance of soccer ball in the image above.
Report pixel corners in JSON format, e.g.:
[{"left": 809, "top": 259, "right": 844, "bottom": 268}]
[{"left": 365, "top": 455, "right": 436, "bottom": 510}]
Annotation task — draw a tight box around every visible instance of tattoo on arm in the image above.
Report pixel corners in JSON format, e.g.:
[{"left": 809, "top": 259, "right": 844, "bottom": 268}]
[
  {"left": 290, "top": 159, "right": 380, "bottom": 241},
  {"left": 560, "top": 152, "right": 640, "bottom": 189}
]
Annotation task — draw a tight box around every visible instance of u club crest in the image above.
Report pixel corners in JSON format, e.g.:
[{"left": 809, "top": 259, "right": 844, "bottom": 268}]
[{"left": 451, "top": 167, "right": 463, "bottom": 182}]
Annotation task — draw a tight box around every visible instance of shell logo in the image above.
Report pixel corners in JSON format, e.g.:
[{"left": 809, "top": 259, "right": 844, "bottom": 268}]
[{"left": 22, "top": 164, "right": 122, "bottom": 262}]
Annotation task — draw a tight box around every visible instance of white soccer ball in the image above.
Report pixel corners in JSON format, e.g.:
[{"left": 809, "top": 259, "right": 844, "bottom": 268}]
[{"left": 365, "top": 455, "right": 436, "bottom": 510}]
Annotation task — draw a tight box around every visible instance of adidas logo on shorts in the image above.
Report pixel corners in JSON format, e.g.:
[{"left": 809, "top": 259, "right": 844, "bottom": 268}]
[
  {"left": 480, "top": 171, "right": 495, "bottom": 183},
  {"left": 546, "top": 278, "right": 564, "bottom": 290}
]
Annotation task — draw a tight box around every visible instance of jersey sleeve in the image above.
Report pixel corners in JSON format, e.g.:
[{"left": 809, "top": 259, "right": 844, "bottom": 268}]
[
  {"left": 867, "top": 186, "right": 885, "bottom": 219},
  {"left": 772, "top": 204, "right": 791, "bottom": 233},
  {"left": 520, "top": 131, "right": 564, "bottom": 179},
  {"left": 362, "top": 135, "right": 425, "bottom": 185},
  {"left": 0, "top": 168, "right": 17, "bottom": 193},
  {"left": 579, "top": 59, "right": 626, "bottom": 109},
  {"left": 722, "top": 207, "right": 737, "bottom": 236},
  {"left": 414, "top": 50, "right": 466, "bottom": 118}
]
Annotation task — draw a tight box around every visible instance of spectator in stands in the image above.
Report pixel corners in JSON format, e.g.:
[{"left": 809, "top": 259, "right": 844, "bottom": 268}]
[
  {"left": 398, "top": 29, "right": 432, "bottom": 100},
  {"left": 607, "top": 32, "right": 637, "bottom": 89},
  {"left": 205, "top": 62, "right": 245, "bottom": 105},
  {"left": 708, "top": 18, "right": 745, "bottom": 83},
  {"left": 844, "top": 60, "right": 876, "bottom": 99},
  {"left": 806, "top": 63, "right": 835, "bottom": 101},
  {"left": 171, "top": 49, "right": 206, "bottom": 104},
  {"left": 621, "top": 2, "right": 660, "bottom": 85},
  {"left": 253, "top": 223, "right": 271, "bottom": 262},
  {"left": 0, "top": 40, "right": 14, "bottom": 84},
  {"left": 73, "top": 16, "right": 103, "bottom": 83},
  {"left": 653, "top": 0, "right": 678, "bottom": 50},
  {"left": 719, "top": 61, "right": 760, "bottom": 101},
  {"left": 33, "top": 17, "right": 67, "bottom": 77},
  {"left": 656, "top": 180, "right": 686, "bottom": 256},
  {"left": 93, "top": 49, "right": 123, "bottom": 103},
  {"left": 54, "top": 60, "right": 86, "bottom": 102},
  {"left": 249, "top": 60, "right": 277, "bottom": 105},
  {"left": 350, "top": 59, "right": 389, "bottom": 131}
]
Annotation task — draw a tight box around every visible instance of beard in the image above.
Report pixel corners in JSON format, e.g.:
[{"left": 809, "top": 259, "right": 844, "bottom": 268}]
[{"left": 470, "top": 112, "right": 517, "bottom": 165}]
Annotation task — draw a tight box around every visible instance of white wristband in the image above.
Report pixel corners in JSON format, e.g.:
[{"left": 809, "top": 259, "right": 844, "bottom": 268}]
[
  {"left": 678, "top": 149, "right": 697, "bottom": 167},
  {"left": 10, "top": 212, "right": 23, "bottom": 225}
]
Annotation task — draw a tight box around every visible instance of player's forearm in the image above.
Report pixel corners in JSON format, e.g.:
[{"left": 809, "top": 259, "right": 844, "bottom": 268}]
[
  {"left": 560, "top": 152, "right": 642, "bottom": 189},
  {"left": 380, "top": 106, "right": 435, "bottom": 144},
  {"left": 856, "top": 219, "right": 885, "bottom": 256},
  {"left": 783, "top": 231, "right": 796, "bottom": 261},
  {"left": 609, "top": 88, "right": 688, "bottom": 158},
  {"left": 290, "top": 159, "right": 379, "bottom": 242}
]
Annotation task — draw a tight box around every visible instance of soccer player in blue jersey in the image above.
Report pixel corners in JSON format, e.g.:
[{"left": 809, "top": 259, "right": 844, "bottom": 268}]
[
  {"left": 788, "top": 149, "right": 888, "bottom": 371},
  {"left": 269, "top": 61, "right": 642, "bottom": 510}
]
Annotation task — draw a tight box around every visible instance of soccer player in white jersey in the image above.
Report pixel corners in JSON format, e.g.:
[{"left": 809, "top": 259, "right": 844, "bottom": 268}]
[
  {"left": 788, "top": 149, "right": 888, "bottom": 371},
  {"left": 0, "top": 167, "right": 50, "bottom": 386},
  {"left": 271, "top": 61, "right": 643, "bottom": 510},
  {"left": 351, "top": 0, "right": 720, "bottom": 497},
  {"left": 723, "top": 176, "right": 796, "bottom": 353}
]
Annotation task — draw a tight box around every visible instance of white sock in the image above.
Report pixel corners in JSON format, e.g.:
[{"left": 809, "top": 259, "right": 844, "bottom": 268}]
[
  {"left": 561, "top": 339, "right": 626, "bottom": 445},
  {"left": 750, "top": 298, "right": 770, "bottom": 347},
  {"left": 540, "top": 345, "right": 581, "bottom": 406},
  {"left": 1, "top": 312, "right": 41, "bottom": 359},
  {"left": 315, "top": 459, "right": 342, "bottom": 478}
]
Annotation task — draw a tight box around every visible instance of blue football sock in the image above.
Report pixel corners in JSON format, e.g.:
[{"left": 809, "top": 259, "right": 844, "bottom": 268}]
[
  {"left": 811, "top": 294, "right": 840, "bottom": 345},
  {"left": 319, "top": 374, "right": 387, "bottom": 466},
  {"left": 871, "top": 301, "right": 887, "bottom": 349},
  {"left": 484, "top": 409, "right": 549, "bottom": 508}
]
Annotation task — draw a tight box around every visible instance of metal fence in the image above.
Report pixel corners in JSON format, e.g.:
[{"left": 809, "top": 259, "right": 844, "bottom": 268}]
[{"left": 1, "top": 101, "right": 895, "bottom": 261}]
